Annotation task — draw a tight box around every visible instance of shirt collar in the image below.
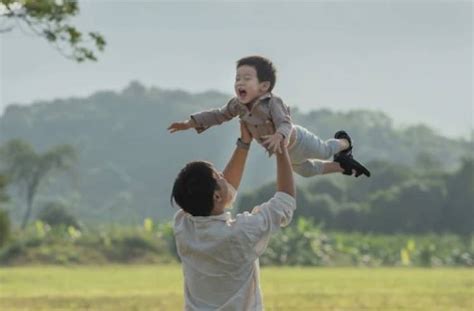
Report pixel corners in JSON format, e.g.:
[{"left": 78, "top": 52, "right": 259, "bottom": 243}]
[{"left": 186, "top": 211, "right": 232, "bottom": 222}]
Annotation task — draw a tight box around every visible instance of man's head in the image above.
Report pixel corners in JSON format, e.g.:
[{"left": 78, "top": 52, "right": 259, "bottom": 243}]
[
  {"left": 235, "top": 56, "right": 277, "bottom": 104},
  {"left": 171, "top": 161, "right": 236, "bottom": 216}
]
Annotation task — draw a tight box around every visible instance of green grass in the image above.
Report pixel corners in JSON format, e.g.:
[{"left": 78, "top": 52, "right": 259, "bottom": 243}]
[{"left": 0, "top": 265, "right": 473, "bottom": 310}]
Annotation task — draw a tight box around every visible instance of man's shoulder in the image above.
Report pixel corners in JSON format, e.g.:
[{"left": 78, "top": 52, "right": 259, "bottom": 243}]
[
  {"left": 173, "top": 209, "right": 186, "bottom": 220},
  {"left": 235, "top": 192, "right": 296, "bottom": 221},
  {"left": 173, "top": 209, "right": 187, "bottom": 232}
]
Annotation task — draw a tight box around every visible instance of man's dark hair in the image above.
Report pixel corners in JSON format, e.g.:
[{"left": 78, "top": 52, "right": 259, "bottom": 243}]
[
  {"left": 237, "top": 55, "right": 277, "bottom": 92},
  {"left": 171, "top": 161, "right": 218, "bottom": 217}
]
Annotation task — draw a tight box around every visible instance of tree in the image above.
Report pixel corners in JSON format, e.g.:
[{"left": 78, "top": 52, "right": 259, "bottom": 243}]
[
  {"left": 0, "top": 174, "right": 8, "bottom": 203},
  {"left": 442, "top": 158, "right": 474, "bottom": 235},
  {"left": 0, "top": 139, "right": 77, "bottom": 228},
  {"left": 367, "top": 180, "right": 446, "bottom": 234},
  {"left": 0, "top": 174, "right": 10, "bottom": 247},
  {"left": 37, "top": 200, "right": 80, "bottom": 228},
  {"left": 0, "top": 0, "right": 105, "bottom": 62}
]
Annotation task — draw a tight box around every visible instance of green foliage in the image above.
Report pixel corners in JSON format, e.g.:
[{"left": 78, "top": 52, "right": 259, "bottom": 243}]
[
  {"left": 0, "top": 139, "right": 77, "bottom": 228},
  {"left": 0, "top": 208, "right": 10, "bottom": 247},
  {"left": 367, "top": 179, "right": 447, "bottom": 233},
  {"left": 0, "top": 174, "right": 8, "bottom": 203},
  {"left": 0, "top": 0, "right": 105, "bottom": 62},
  {"left": 261, "top": 224, "right": 473, "bottom": 267},
  {"left": 0, "top": 82, "right": 472, "bottom": 223},
  {"left": 0, "top": 174, "right": 10, "bottom": 247},
  {"left": 0, "top": 220, "right": 472, "bottom": 267},
  {"left": 294, "top": 193, "right": 336, "bottom": 226},
  {"left": 260, "top": 219, "right": 334, "bottom": 266},
  {"left": 37, "top": 201, "right": 80, "bottom": 229},
  {"left": 238, "top": 158, "right": 474, "bottom": 235},
  {"left": 442, "top": 158, "right": 474, "bottom": 235},
  {"left": 0, "top": 221, "right": 176, "bottom": 265}
]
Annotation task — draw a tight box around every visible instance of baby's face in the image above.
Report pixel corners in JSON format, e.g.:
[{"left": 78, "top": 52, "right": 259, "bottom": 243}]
[{"left": 234, "top": 65, "right": 268, "bottom": 104}]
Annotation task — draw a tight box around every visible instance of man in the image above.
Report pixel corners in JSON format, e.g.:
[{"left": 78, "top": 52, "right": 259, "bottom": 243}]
[{"left": 171, "top": 121, "right": 296, "bottom": 310}]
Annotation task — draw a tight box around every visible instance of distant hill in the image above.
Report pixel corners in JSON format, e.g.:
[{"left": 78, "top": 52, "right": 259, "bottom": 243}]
[{"left": 1, "top": 81, "right": 471, "bottom": 224}]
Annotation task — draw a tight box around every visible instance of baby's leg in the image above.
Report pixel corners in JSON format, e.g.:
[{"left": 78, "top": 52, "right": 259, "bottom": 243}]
[
  {"left": 292, "top": 160, "right": 344, "bottom": 177},
  {"left": 295, "top": 126, "right": 344, "bottom": 160}
]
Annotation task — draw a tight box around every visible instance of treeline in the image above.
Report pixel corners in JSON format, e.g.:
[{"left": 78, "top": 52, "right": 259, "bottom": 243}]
[
  {"left": 237, "top": 158, "right": 474, "bottom": 235},
  {"left": 0, "top": 82, "right": 472, "bottom": 222}
]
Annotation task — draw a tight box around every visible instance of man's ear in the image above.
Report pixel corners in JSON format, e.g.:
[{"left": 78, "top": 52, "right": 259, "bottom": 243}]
[
  {"left": 213, "top": 191, "right": 222, "bottom": 203},
  {"left": 260, "top": 81, "right": 271, "bottom": 92}
]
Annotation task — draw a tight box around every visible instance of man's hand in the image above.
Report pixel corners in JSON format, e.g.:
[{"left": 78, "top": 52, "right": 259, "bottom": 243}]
[
  {"left": 262, "top": 133, "right": 284, "bottom": 154},
  {"left": 167, "top": 119, "right": 195, "bottom": 133},
  {"left": 240, "top": 121, "right": 253, "bottom": 144},
  {"left": 222, "top": 121, "right": 252, "bottom": 190}
]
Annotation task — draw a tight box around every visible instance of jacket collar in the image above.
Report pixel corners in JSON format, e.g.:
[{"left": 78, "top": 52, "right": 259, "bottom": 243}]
[
  {"left": 258, "top": 92, "right": 272, "bottom": 101},
  {"left": 236, "top": 92, "right": 273, "bottom": 109}
]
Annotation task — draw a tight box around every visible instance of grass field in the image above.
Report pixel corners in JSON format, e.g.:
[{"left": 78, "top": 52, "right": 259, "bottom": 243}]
[{"left": 0, "top": 265, "right": 473, "bottom": 310}]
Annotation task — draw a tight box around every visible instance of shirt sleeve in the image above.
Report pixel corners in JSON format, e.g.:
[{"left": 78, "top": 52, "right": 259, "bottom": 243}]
[
  {"left": 269, "top": 97, "right": 293, "bottom": 140},
  {"left": 234, "top": 191, "right": 296, "bottom": 258},
  {"left": 190, "top": 98, "right": 240, "bottom": 134},
  {"left": 172, "top": 210, "right": 186, "bottom": 258}
]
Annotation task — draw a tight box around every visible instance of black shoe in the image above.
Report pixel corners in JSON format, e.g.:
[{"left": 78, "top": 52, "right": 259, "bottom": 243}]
[
  {"left": 334, "top": 153, "right": 371, "bottom": 177},
  {"left": 334, "top": 130, "right": 352, "bottom": 157}
]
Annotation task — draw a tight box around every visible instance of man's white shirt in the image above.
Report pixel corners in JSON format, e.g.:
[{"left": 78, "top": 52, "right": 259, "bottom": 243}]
[{"left": 173, "top": 191, "right": 296, "bottom": 311}]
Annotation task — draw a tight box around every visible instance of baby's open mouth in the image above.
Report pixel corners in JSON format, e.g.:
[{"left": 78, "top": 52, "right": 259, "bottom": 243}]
[{"left": 238, "top": 89, "right": 247, "bottom": 97}]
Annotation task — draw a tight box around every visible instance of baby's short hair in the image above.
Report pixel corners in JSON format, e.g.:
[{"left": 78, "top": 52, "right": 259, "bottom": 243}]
[{"left": 237, "top": 56, "right": 277, "bottom": 92}]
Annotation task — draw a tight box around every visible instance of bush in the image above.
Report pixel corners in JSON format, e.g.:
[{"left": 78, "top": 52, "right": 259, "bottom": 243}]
[
  {"left": 260, "top": 220, "right": 474, "bottom": 267},
  {"left": 0, "top": 208, "right": 11, "bottom": 247},
  {"left": 0, "top": 219, "right": 472, "bottom": 266},
  {"left": 0, "top": 241, "right": 26, "bottom": 264},
  {"left": 37, "top": 201, "right": 80, "bottom": 229}
]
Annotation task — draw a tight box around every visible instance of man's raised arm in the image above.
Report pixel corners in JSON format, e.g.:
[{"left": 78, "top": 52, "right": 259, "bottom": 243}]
[
  {"left": 275, "top": 140, "right": 295, "bottom": 198},
  {"left": 223, "top": 121, "right": 252, "bottom": 190}
]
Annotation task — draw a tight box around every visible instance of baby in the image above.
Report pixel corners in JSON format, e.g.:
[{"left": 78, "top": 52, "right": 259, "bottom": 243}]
[{"left": 168, "top": 55, "right": 370, "bottom": 178}]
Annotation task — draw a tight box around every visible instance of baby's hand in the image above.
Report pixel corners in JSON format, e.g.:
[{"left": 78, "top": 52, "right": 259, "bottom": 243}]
[
  {"left": 167, "top": 119, "right": 195, "bottom": 133},
  {"left": 262, "top": 133, "right": 284, "bottom": 154}
]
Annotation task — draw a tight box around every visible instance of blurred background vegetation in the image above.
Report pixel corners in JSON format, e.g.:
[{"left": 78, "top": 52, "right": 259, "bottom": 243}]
[
  {"left": 1, "top": 2, "right": 472, "bottom": 311},
  {"left": 0, "top": 0, "right": 472, "bottom": 269},
  {"left": 0, "top": 83, "right": 472, "bottom": 267}
]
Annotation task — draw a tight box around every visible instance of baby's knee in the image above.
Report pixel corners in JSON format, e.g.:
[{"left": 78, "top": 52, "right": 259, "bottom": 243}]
[{"left": 292, "top": 163, "right": 319, "bottom": 178}]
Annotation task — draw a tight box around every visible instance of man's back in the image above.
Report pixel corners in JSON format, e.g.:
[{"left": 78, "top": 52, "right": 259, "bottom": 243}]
[{"left": 174, "top": 192, "right": 295, "bottom": 310}]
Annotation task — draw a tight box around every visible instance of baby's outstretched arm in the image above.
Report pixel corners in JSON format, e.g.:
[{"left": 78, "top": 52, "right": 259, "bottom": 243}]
[
  {"left": 167, "top": 118, "right": 197, "bottom": 133},
  {"left": 169, "top": 98, "right": 240, "bottom": 134}
]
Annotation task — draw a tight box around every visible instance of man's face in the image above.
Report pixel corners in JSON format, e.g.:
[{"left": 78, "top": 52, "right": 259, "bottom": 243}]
[{"left": 234, "top": 65, "right": 269, "bottom": 104}]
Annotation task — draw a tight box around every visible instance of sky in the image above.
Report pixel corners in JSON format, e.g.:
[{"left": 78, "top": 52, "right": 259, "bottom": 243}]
[{"left": 1, "top": 0, "right": 472, "bottom": 138}]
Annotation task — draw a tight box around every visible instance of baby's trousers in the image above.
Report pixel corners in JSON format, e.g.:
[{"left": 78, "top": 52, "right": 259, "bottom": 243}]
[{"left": 288, "top": 125, "right": 341, "bottom": 177}]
